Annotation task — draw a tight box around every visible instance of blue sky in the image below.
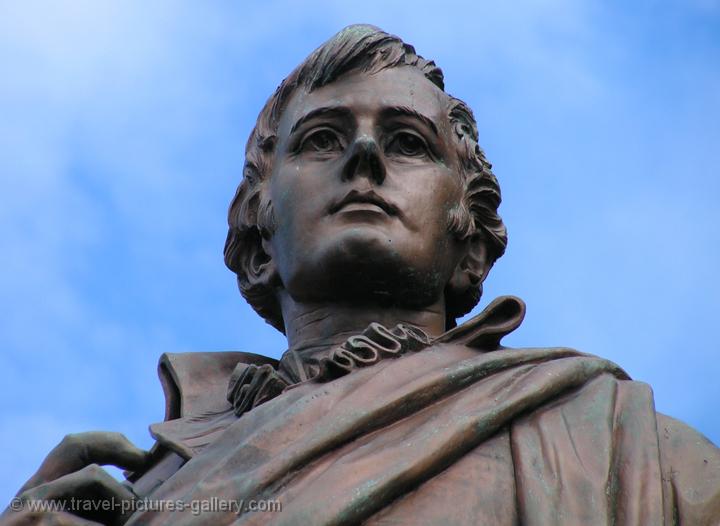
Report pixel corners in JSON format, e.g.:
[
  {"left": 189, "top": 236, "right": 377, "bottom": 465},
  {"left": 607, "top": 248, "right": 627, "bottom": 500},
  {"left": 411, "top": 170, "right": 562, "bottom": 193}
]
[{"left": 1, "top": 0, "right": 718, "bottom": 502}]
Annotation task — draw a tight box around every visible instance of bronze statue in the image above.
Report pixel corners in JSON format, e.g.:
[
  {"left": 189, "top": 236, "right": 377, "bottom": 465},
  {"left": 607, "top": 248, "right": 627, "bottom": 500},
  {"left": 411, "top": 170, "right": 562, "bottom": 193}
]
[{"left": 4, "top": 25, "right": 719, "bottom": 525}]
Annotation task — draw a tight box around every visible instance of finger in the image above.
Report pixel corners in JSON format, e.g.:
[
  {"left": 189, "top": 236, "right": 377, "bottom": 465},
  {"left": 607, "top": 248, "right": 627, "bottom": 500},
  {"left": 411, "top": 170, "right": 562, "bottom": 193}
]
[
  {"left": 61, "top": 432, "right": 150, "bottom": 471},
  {"left": 248, "top": 365, "right": 272, "bottom": 391},
  {"left": 18, "top": 464, "right": 136, "bottom": 526},
  {"left": 20, "top": 464, "right": 136, "bottom": 503},
  {"left": 20, "top": 432, "right": 150, "bottom": 491}
]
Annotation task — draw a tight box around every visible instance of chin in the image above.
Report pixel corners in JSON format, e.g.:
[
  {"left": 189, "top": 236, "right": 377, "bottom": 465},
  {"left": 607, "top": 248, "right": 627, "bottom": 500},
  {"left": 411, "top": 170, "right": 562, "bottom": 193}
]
[{"left": 285, "top": 229, "right": 448, "bottom": 307}]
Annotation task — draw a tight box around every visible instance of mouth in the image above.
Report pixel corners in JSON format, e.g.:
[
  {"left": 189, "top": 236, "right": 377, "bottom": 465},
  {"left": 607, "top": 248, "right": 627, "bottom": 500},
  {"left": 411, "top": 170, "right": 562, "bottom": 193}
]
[{"left": 328, "top": 190, "right": 399, "bottom": 217}]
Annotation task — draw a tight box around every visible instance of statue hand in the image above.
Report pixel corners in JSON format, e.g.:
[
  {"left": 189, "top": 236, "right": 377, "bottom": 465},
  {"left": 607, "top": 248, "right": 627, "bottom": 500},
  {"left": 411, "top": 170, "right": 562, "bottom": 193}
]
[{"left": 1, "top": 432, "right": 151, "bottom": 526}]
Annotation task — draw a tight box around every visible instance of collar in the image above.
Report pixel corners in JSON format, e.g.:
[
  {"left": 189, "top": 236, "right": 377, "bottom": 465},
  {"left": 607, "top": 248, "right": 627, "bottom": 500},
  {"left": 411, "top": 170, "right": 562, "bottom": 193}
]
[{"left": 149, "top": 296, "right": 526, "bottom": 459}]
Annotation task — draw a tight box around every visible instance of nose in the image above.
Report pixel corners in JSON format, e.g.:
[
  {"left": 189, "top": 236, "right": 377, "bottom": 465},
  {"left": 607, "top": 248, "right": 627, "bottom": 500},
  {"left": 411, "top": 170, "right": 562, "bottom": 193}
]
[{"left": 341, "top": 135, "right": 386, "bottom": 185}]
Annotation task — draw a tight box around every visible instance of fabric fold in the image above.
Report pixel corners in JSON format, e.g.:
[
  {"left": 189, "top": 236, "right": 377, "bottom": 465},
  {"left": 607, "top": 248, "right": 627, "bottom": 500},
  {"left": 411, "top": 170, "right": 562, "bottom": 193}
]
[{"left": 128, "top": 345, "right": 649, "bottom": 526}]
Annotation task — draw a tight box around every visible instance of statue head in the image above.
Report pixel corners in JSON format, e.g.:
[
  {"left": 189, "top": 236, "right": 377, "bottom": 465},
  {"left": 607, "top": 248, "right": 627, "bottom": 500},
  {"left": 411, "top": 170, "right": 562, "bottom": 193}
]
[{"left": 224, "top": 24, "right": 507, "bottom": 333}]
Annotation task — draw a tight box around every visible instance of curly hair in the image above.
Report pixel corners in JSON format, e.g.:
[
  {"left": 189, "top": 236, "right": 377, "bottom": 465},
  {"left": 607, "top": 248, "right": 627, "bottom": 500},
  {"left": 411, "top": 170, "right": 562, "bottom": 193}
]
[{"left": 224, "top": 24, "right": 507, "bottom": 333}]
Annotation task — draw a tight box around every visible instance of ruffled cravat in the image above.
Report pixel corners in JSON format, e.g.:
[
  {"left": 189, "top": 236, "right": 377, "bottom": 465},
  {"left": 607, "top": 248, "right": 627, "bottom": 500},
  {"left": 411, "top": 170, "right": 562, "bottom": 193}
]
[{"left": 227, "top": 322, "right": 431, "bottom": 417}]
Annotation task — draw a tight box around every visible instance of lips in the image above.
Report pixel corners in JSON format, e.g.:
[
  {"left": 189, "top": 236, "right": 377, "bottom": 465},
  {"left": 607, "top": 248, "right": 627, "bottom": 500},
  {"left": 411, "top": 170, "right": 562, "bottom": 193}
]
[{"left": 328, "top": 190, "right": 399, "bottom": 216}]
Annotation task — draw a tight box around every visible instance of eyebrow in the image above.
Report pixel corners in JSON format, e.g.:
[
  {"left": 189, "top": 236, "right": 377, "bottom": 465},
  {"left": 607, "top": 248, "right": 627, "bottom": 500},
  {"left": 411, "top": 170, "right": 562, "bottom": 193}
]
[
  {"left": 381, "top": 106, "right": 439, "bottom": 137},
  {"left": 290, "top": 106, "right": 354, "bottom": 134}
]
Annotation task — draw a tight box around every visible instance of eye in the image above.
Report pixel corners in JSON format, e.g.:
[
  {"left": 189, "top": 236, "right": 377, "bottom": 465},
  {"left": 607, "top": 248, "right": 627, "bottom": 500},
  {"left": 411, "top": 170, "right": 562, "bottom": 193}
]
[
  {"left": 387, "top": 131, "right": 428, "bottom": 157},
  {"left": 301, "top": 129, "right": 343, "bottom": 153}
]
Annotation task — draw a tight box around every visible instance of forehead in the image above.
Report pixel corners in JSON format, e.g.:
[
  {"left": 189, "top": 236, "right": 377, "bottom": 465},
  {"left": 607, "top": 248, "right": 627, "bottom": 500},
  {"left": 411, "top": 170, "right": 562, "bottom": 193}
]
[{"left": 277, "top": 67, "right": 451, "bottom": 136}]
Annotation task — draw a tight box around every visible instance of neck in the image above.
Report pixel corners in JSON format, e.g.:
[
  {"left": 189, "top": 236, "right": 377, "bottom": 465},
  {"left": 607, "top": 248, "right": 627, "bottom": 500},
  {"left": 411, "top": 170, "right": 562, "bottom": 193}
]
[{"left": 278, "top": 290, "right": 447, "bottom": 353}]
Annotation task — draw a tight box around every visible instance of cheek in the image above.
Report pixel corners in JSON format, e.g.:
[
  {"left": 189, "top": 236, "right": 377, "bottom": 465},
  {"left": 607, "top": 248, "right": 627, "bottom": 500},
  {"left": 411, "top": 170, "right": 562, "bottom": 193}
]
[
  {"left": 417, "top": 171, "right": 463, "bottom": 226},
  {"left": 414, "top": 172, "right": 465, "bottom": 264},
  {"left": 266, "top": 170, "right": 301, "bottom": 269},
  {"left": 271, "top": 163, "right": 333, "bottom": 220},
  {"left": 266, "top": 166, "right": 328, "bottom": 271}
]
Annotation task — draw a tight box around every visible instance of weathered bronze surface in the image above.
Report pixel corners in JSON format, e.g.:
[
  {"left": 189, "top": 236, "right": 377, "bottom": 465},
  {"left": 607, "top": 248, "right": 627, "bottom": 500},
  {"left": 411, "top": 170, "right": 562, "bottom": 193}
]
[{"left": 4, "top": 25, "right": 719, "bottom": 525}]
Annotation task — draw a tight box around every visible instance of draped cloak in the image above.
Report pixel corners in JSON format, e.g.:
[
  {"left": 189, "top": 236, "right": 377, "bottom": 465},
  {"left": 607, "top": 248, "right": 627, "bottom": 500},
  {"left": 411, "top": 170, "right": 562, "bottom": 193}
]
[{"left": 126, "top": 297, "right": 720, "bottom": 525}]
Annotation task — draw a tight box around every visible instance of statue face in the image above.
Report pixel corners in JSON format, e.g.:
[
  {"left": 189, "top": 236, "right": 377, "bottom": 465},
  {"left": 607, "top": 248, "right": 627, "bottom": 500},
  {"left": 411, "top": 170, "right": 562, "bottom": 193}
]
[{"left": 264, "top": 66, "right": 467, "bottom": 308}]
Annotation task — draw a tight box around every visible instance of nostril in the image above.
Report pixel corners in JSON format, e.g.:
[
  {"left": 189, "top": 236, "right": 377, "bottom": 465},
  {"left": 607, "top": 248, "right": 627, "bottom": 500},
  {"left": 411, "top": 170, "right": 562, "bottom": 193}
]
[
  {"left": 341, "top": 153, "right": 360, "bottom": 181},
  {"left": 342, "top": 136, "right": 385, "bottom": 183},
  {"left": 368, "top": 152, "right": 386, "bottom": 184}
]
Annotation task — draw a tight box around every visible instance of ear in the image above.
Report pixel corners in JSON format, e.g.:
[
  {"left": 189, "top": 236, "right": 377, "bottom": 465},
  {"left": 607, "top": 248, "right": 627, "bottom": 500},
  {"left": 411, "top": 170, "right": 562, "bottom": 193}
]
[
  {"left": 448, "top": 234, "right": 490, "bottom": 293},
  {"left": 242, "top": 230, "right": 279, "bottom": 290},
  {"left": 444, "top": 235, "right": 490, "bottom": 328}
]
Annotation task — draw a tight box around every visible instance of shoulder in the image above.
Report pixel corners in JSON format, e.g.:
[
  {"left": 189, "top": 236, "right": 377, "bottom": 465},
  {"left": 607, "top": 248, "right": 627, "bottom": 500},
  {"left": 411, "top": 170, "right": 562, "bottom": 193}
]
[
  {"left": 151, "top": 351, "right": 276, "bottom": 457},
  {"left": 127, "top": 351, "right": 277, "bottom": 495},
  {"left": 158, "top": 351, "right": 277, "bottom": 420}
]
